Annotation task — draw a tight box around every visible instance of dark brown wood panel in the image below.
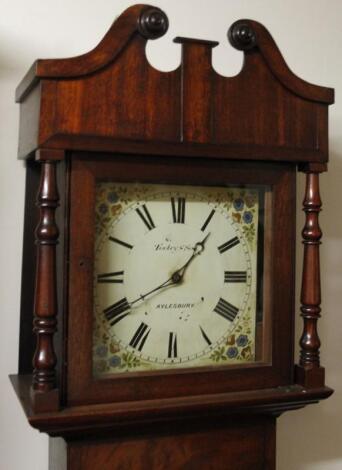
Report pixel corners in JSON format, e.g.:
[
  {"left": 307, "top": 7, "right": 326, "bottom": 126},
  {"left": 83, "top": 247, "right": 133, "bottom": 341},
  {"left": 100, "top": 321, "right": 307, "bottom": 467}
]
[
  {"left": 271, "top": 167, "right": 296, "bottom": 382},
  {"left": 18, "top": 83, "right": 41, "bottom": 159},
  {"left": 177, "top": 39, "right": 218, "bottom": 143},
  {"left": 51, "top": 37, "right": 181, "bottom": 144},
  {"left": 63, "top": 417, "right": 276, "bottom": 470},
  {"left": 213, "top": 51, "right": 319, "bottom": 150}
]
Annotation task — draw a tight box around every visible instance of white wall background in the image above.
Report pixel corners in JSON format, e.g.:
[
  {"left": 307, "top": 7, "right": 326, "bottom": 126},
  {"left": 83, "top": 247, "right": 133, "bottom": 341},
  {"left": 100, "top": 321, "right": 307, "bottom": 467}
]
[{"left": 1, "top": 1, "right": 341, "bottom": 469}]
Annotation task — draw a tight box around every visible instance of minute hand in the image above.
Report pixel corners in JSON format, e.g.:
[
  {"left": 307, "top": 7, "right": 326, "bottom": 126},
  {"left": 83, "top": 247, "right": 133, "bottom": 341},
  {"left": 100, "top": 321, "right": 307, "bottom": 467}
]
[{"left": 129, "top": 276, "right": 175, "bottom": 307}]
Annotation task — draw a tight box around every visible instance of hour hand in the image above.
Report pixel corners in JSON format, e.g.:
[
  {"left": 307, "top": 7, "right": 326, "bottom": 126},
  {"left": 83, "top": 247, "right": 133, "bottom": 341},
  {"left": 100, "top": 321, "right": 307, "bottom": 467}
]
[
  {"left": 195, "top": 232, "right": 210, "bottom": 253},
  {"left": 173, "top": 232, "right": 211, "bottom": 280}
]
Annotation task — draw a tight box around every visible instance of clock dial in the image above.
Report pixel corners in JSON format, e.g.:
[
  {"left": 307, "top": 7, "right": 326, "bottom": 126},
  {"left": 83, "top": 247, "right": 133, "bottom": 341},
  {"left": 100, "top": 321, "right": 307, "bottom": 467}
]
[{"left": 93, "top": 183, "right": 261, "bottom": 376}]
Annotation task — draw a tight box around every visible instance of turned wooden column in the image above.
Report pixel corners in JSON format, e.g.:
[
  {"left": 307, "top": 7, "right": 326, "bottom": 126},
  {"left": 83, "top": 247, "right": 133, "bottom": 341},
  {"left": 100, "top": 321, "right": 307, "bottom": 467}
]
[
  {"left": 31, "top": 149, "right": 63, "bottom": 412},
  {"left": 296, "top": 163, "right": 326, "bottom": 388}
]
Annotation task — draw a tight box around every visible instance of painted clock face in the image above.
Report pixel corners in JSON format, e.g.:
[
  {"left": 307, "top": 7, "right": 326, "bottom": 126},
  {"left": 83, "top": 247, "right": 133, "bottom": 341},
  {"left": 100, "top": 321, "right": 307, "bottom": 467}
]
[{"left": 93, "top": 183, "right": 261, "bottom": 377}]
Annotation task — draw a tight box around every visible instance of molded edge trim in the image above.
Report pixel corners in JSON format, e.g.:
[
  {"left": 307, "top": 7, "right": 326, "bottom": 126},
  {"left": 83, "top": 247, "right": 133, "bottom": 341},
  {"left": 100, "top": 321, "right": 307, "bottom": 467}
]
[
  {"left": 228, "top": 19, "right": 334, "bottom": 104},
  {"left": 28, "top": 134, "right": 329, "bottom": 163},
  {"left": 10, "top": 374, "right": 333, "bottom": 436},
  {"left": 30, "top": 384, "right": 333, "bottom": 434},
  {"left": 174, "top": 37, "right": 219, "bottom": 47},
  {"left": 15, "top": 4, "right": 165, "bottom": 102}
]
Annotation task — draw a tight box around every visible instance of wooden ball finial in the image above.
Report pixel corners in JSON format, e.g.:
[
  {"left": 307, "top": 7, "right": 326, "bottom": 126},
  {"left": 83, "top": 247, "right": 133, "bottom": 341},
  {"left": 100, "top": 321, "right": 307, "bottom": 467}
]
[
  {"left": 228, "top": 21, "right": 256, "bottom": 51},
  {"left": 138, "top": 7, "right": 169, "bottom": 39}
]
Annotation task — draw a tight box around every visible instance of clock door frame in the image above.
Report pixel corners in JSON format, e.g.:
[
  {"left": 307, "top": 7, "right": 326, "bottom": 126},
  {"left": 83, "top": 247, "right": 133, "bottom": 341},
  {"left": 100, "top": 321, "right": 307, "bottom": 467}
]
[{"left": 66, "top": 152, "right": 296, "bottom": 406}]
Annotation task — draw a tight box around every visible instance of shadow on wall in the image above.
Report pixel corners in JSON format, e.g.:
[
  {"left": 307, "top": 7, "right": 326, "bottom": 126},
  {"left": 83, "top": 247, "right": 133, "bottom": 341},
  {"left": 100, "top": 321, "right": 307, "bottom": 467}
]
[
  {"left": 278, "top": 399, "right": 342, "bottom": 470},
  {"left": 278, "top": 143, "right": 342, "bottom": 470}
]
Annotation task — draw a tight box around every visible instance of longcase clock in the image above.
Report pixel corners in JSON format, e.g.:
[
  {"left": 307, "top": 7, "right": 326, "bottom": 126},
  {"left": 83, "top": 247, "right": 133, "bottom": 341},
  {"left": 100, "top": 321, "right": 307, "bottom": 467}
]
[{"left": 11, "top": 5, "right": 334, "bottom": 469}]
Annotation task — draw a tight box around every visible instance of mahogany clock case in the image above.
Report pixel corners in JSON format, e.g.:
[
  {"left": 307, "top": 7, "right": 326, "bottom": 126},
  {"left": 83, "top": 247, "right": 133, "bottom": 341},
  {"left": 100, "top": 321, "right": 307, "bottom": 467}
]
[{"left": 11, "top": 4, "right": 334, "bottom": 469}]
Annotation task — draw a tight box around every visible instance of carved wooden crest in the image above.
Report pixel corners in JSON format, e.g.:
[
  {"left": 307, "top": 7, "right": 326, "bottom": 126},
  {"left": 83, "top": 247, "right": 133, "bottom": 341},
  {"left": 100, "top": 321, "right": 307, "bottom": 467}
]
[{"left": 17, "top": 4, "right": 333, "bottom": 162}]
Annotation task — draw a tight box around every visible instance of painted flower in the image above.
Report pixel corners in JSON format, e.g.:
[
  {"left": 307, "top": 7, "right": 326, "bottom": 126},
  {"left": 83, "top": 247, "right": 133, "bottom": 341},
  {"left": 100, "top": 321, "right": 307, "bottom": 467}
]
[
  {"left": 236, "top": 334, "right": 248, "bottom": 347},
  {"left": 226, "top": 346, "right": 238, "bottom": 359},
  {"left": 233, "top": 198, "right": 244, "bottom": 211},
  {"left": 210, "top": 346, "right": 227, "bottom": 362},
  {"left": 227, "top": 334, "right": 235, "bottom": 346},
  {"left": 232, "top": 212, "right": 241, "bottom": 223},
  {"left": 108, "top": 191, "right": 119, "bottom": 203},
  {"left": 111, "top": 204, "right": 122, "bottom": 216},
  {"left": 243, "top": 211, "right": 253, "bottom": 224},
  {"left": 245, "top": 192, "right": 257, "bottom": 208},
  {"left": 241, "top": 346, "right": 252, "bottom": 360},
  {"left": 110, "top": 342, "right": 120, "bottom": 353},
  {"left": 96, "top": 345, "right": 108, "bottom": 357},
  {"left": 99, "top": 203, "right": 108, "bottom": 214},
  {"left": 109, "top": 355, "right": 121, "bottom": 368},
  {"left": 122, "top": 351, "right": 141, "bottom": 369},
  {"left": 243, "top": 224, "right": 255, "bottom": 243}
]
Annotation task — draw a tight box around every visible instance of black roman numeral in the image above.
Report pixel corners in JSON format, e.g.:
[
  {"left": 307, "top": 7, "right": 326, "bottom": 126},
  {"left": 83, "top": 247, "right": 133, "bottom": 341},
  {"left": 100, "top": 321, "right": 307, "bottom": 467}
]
[
  {"left": 168, "top": 332, "right": 178, "bottom": 358},
  {"left": 108, "top": 236, "right": 133, "bottom": 250},
  {"left": 201, "top": 209, "right": 215, "bottom": 232},
  {"left": 104, "top": 297, "right": 130, "bottom": 326},
  {"left": 214, "top": 298, "right": 239, "bottom": 322},
  {"left": 218, "top": 236, "right": 240, "bottom": 254},
  {"left": 171, "top": 197, "right": 185, "bottom": 224},
  {"left": 97, "top": 271, "right": 124, "bottom": 283},
  {"left": 200, "top": 326, "right": 212, "bottom": 346},
  {"left": 136, "top": 204, "right": 155, "bottom": 231},
  {"left": 224, "top": 271, "right": 247, "bottom": 283},
  {"left": 129, "top": 322, "right": 151, "bottom": 351}
]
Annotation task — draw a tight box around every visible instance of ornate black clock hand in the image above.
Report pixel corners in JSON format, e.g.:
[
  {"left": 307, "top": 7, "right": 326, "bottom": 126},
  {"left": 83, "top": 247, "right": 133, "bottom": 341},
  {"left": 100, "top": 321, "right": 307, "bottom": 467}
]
[
  {"left": 129, "top": 276, "right": 175, "bottom": 307},
  {"left": 129, "top": 233, "right": 211, "bottom": 307},
  {"left": 172, "top": 232, "right": 210, "bottom": 282}
]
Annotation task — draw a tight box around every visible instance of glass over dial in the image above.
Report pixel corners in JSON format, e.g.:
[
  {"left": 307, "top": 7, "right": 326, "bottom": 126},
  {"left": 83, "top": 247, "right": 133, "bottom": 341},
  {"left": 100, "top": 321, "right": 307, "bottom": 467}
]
[{"left": 93, "top": 183, "right": 260, "bottom": 376}]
